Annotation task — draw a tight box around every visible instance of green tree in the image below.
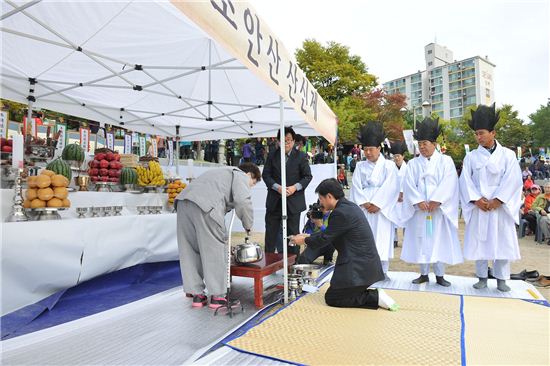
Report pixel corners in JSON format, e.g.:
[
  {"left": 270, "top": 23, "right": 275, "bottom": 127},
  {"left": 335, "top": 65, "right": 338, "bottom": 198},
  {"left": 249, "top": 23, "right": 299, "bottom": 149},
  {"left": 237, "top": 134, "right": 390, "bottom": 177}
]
[
  {"left": 528, "top": 103, "right": 550, "bottom": 148},
  {"left": 493, "top": 104, "right": 532, "bottom": 149},
  {"left": 295, "top": 40, "right": 408, "bottom": 143},
  {"left": 295, "top": 40, "right": 377, "bottom": 103}
]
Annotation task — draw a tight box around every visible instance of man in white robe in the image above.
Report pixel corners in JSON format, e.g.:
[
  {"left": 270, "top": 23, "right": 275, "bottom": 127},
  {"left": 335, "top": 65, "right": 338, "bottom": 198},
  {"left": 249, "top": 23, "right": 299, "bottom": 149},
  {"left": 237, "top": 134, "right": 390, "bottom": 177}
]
[
  {"left": 390, "top": 140, "right": 408, "bottom": 247},
  {"left": 459, "top": 103, "right": 522, "bottom": 292},
  {"left": 400, "top": 117, "right": 463, "bottom": 286},
  {"left": 350, "top": 122, "right": 399, "bottom": 278}
]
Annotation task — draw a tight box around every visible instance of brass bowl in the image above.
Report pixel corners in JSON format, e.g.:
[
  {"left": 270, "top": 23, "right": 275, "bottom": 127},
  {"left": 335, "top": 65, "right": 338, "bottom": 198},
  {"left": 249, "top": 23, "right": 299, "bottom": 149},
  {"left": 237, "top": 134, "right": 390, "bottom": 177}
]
[{"left": 76, "top": 175, "right": 90, "bottom": 191}]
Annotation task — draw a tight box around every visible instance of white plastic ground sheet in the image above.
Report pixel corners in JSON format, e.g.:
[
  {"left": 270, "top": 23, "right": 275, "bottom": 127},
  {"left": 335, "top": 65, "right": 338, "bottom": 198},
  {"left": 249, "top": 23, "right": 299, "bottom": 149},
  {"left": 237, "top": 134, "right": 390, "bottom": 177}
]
[{"left": 1, "top": 274, "right": 283, "bottom": 366}]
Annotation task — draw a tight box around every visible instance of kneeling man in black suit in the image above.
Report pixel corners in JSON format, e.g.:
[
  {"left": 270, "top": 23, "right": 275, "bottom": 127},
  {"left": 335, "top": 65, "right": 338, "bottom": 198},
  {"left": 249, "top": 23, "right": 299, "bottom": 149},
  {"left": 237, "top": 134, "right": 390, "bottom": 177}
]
[{"left": 291, "top": 179, "right": 399, "bottom": 311}]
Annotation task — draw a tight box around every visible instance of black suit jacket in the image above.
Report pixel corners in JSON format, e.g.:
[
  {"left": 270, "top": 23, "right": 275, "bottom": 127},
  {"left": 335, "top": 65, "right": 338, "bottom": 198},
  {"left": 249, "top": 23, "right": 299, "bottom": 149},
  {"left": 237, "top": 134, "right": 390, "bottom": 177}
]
[
  {"left": 262, "top": 147, "right": 313, "bottom": 215},
  {"left": 305, "top": 198, "right": 384, "bottom": 289}
]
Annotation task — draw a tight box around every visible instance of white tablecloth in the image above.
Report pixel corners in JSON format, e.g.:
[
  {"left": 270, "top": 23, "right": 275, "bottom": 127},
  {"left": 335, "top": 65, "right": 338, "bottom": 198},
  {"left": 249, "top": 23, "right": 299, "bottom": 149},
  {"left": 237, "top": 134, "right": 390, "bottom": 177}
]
[
  {"left": 1, "top": 163, "right": 335, "bottom": 315},
  {"left": 1, "top": 214, "right": 178, "bottom": 316}
]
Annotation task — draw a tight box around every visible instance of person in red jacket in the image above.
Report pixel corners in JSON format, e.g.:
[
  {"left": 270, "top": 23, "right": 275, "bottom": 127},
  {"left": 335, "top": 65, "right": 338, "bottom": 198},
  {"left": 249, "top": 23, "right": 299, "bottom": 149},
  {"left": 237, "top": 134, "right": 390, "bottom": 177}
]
[{"left": 522, "top": 185, "right": 540, "bottom": 235}]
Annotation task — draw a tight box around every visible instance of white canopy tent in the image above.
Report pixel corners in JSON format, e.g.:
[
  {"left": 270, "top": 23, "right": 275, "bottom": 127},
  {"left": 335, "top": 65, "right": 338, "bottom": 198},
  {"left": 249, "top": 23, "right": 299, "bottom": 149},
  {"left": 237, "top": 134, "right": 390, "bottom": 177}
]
[
  {"left": 1, "top": 0, "right": 338, "bottom": 306},
  {"left": 0, "top": 0, "right": 336, "bottom": 141}
]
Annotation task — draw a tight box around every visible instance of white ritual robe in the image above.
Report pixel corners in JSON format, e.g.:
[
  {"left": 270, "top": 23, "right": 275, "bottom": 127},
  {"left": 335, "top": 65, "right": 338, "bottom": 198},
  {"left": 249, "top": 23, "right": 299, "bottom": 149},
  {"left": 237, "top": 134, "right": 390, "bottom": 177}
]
[
  {"left": 459, "top": 141, "right": 522, "bottom": 261},
  {"left": 400, "top": 151, "right": 463, "bottom": 265},
  {"left": 350, "top": 155, "right": 399, "bottom": 261},
  {"left": 391, "top": 160, "right": 408, "bottom": 228}
]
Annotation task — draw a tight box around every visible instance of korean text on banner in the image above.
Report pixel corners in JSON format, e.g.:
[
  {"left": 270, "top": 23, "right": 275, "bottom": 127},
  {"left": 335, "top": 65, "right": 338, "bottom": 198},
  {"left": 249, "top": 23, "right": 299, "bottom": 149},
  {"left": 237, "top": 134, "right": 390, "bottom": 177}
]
[
  {"left": 106, "top": 131, "right": 115, "bottom": 150},
  {"left": 124, "top": 134, "right": 132, "bottom": 154},
  {"left": 151, "top": 138, "right": 158, "bottom": 157},
  {"left": 0, "top": 111, "right": 7, "bottom": 138},
  {"left": 80, "top": 128, "right": 90, "bottom": 152},
  {"left": 55, "top": 123, "right": 67, "bottom": 155},
  {"left": 139, "top": 135, "right": 146, "bottom": 156},
  {"left": 171, "top": 0, "right": 336, "bottom": 143},
  {"left": 168, "top": 139, "right": 174, "bottom": 166}
]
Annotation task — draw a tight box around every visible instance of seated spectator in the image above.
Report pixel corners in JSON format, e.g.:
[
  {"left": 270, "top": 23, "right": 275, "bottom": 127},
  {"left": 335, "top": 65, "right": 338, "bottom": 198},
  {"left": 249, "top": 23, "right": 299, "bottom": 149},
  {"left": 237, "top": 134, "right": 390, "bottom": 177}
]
[
  {"left": 531, "top": 183, "right": 550, "bottom": 244},
  {"left": 522, "top": 185, "right": 541, "bottom": 235},
  {"left": 522, "top": 166, "right": 532, "bottom": 182},
  {"left": 524, "top": 176, "right": 534, "bottom": 191}
]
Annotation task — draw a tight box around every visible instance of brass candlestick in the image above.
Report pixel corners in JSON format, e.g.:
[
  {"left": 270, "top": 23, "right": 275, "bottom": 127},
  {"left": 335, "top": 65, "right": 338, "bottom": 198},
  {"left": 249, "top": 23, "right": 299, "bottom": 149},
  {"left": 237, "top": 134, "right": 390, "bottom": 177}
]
[{"left": 5, "top": 168, "right": 29, "bottom": 222}]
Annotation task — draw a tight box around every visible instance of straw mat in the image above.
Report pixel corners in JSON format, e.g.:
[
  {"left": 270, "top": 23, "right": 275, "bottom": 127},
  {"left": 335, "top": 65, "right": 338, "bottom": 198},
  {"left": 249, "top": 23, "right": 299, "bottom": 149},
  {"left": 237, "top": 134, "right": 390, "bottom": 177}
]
[
  {"left": 228, "top": 288, "right": 462, "bottom": 365},
  {"left": 463, "top": 296, "right": 550, "bottom": 365}
]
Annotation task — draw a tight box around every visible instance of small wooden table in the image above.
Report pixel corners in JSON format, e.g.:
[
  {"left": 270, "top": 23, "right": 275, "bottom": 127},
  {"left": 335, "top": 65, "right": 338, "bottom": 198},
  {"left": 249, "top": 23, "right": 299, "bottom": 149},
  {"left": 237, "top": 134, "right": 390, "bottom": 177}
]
[{"left": 231, "top": 253, "right": 296, "bottom": 308}]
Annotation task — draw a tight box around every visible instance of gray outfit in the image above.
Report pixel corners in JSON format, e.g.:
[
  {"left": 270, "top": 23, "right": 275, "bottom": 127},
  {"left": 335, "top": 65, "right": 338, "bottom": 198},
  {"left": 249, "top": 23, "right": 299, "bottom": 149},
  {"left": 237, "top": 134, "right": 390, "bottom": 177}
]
[{"left": 175, "top": 167, "right": 254, "bottom": 296}]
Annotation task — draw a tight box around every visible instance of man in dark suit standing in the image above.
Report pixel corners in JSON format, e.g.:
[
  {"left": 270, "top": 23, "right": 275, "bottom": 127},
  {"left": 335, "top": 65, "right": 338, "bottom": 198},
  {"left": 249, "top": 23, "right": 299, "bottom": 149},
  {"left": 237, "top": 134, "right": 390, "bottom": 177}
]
[
  {"left": 291, "top": 179, "right": 399, "bottom": 311},
  {"left": 263, "top": 127, "right": 313, "bottom": 255}
]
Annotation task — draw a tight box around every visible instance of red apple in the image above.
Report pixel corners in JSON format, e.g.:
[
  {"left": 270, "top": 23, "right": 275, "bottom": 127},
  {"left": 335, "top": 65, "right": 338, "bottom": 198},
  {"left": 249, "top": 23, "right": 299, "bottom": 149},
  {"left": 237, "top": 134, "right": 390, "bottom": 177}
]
[
  {"left": 95, "top": 153, "right": 105, "bottom": 161},
  {"left": 99, "top": 159, "right": 109, "bottom": 169},
  {"left": 105, "top": 152, "right": 114, "bottom": 161},
  {"left": 101, "top": 176, "right": 109, "bottom": 182},
  {"left": 113, "top": 153, "right": 120, "bottom": 161}
]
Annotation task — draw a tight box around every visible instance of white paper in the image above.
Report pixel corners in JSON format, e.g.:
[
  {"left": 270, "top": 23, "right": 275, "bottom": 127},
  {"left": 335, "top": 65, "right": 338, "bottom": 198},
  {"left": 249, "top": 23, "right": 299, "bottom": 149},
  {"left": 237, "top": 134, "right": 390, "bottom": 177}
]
[
  {"left": 124, "top": 134, "right": 132, "bottom": 154},
  {"left": 11, "top": 134, "right": 24, "bottom": 168},
  {"left": 139, "top": 136, "right": 146, "bottom": 156},
  {"left": 0, "top": 111, "right": 7, "bottom": 138},
  {"left": 106, "top": 132, "right": 114, "bottom": 150},
  {"left": 151, "top": 138, "right": 158, "bottom": 157},
  {"left": 187, "top": 159, "right": 194, "bottom": 178},
  {"left": 168, "top": 140, "right": 174, "bottom": 166},
  {"left": 301, "top": 284, "right": 319, "bottom": 293}
]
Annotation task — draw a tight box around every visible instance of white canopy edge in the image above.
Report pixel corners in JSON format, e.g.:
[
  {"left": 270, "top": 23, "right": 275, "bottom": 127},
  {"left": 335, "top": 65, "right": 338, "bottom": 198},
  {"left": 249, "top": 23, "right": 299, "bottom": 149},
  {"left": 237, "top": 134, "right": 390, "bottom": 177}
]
[{"left": 0, "top": 0, "right": 336, "bottom": 142}]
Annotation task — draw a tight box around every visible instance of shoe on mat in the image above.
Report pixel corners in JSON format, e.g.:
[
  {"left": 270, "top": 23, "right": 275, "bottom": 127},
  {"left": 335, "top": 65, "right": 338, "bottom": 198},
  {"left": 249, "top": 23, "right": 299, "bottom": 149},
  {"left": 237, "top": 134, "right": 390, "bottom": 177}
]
[
  {"left": 436, "top": 276, "right": 451, "bottom": 287},
  {"left": 209, "top": 295, "right": 228, "bottom": 309},
  {"left": 412, "top": 274, "right": 429, "bottom": 284},
  {"left": 192, "top": 294, "right": 208, "bottom": 307},
  {"left": 533, "top": 276, "right": 550, "bottom": 288}
]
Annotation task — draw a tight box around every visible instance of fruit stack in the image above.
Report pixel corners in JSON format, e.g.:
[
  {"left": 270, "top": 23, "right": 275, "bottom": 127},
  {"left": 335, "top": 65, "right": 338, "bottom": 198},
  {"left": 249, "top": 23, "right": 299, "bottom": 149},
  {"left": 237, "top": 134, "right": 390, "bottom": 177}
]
[
  {"left": 136, "top": 161, "right": 165, "bottom": 186},
  {"left": 88, "top": 150, "right": 123, "bottom": 183},
  {"left": 167, "top": 180, "right": 187, "bottom": 204},
  {"left": 24, "top": 169, "right": 71, "bottom": 208},
  {"left": 0, "top": 137, "right": 13, "bottom": 153}
]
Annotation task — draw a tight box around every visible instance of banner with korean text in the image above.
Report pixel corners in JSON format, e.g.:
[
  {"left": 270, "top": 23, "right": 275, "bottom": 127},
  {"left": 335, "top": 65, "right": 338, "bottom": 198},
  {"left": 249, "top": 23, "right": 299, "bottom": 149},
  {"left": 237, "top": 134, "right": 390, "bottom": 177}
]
[{"left": 172, "top": 0, "right": 336, "bottom": 143}]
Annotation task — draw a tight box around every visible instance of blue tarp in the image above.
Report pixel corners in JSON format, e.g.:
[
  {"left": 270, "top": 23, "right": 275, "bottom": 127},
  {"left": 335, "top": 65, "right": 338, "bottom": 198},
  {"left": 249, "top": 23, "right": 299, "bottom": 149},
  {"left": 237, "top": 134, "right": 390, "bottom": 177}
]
[{"left": 1, "top": 261, "right": 182, "bottom": 340}]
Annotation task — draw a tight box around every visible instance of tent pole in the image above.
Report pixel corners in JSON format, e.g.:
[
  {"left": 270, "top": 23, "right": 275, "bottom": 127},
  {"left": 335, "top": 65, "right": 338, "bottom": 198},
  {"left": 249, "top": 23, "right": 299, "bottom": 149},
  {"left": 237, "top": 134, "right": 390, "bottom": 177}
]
[
  {"left": 334, "top": 123, "right": 338, "bottom": 177},
  {"left": 26, "top": 79, "right": 35, "bottom": 137},
  {"left": 280, "top": 96, "right": 288, "bottom": 305},
  {"left": 208, "top": 39, "right": 212, "bottom": 120},
  {"left": 175, "top": 125, "right": 180, "bottom": 176}
]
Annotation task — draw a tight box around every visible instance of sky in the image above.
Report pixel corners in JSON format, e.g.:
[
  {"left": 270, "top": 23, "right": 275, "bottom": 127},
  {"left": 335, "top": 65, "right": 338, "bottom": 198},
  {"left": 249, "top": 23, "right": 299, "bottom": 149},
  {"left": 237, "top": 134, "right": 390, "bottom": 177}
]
[{"left": 251, "top": 0, "right": 549, "bottom": 122}]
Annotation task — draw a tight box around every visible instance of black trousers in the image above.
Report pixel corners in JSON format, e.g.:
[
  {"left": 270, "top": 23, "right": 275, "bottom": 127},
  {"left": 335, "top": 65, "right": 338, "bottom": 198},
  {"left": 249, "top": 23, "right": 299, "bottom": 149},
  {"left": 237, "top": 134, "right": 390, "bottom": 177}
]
[
  {"left": 265, "top": 209, "right": 300, "bottom": 255},
  {"left": 325, "top": 286, "right": 379, "bottom": 309},
  {"left": 523, "top": 213, "right": 537, "bottom": 233},
  {"left": 297, "top": 245, "right": 335, "bottom": 264}
]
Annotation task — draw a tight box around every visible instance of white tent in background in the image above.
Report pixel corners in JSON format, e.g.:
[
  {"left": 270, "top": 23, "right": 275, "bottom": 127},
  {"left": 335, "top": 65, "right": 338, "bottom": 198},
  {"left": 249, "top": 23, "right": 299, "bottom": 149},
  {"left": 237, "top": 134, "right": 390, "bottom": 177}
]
[
  {"left": 1, "top": 0, "right": 338, "bottom": 306},
  {"left": 0, "top": 0, "right": 336, "bottom": 142}
]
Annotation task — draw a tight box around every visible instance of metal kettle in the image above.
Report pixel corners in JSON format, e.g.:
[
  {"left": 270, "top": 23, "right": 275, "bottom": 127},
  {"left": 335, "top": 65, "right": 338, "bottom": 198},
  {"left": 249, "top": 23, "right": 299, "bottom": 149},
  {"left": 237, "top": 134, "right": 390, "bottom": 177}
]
[{"left": 233, "top": 236, "right": 263, "bottom": 264}]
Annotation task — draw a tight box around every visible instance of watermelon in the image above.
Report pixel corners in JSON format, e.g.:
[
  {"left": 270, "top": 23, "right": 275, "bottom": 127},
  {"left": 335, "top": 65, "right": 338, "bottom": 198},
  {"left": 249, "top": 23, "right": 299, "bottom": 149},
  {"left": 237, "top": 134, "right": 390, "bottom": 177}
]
[
  {"left": 62, "top": 143, "right": 85, "bottom": 162},
  {"left": 46, "top": 158, "right": 72, "bottom": 181},
  {"left": 120, "top": 167, "right": 138, "bottom": 185}
]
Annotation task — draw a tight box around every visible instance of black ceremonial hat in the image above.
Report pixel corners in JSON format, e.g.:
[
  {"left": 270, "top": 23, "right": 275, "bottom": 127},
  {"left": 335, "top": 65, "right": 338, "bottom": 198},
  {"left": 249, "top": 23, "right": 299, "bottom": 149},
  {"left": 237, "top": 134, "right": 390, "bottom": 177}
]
[
  {"left": 468, "top": 103, "right": 499, "bottom": 131},
  {"left": 413, "top": 117, "right": 441, "bottom": 142},
  {"left": 390, "top": 140, "right": 408, "bottom": 155},
  {"left": 358, "top": 121, "right": 385, "bottom": 147}
]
